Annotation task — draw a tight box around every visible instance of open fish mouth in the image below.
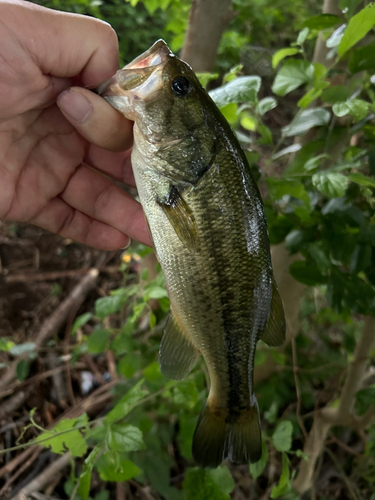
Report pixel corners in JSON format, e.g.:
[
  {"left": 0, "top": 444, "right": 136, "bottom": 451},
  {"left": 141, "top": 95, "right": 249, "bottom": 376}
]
[{"left": 97, "top": 40, "right": 173, "bottom": 112}]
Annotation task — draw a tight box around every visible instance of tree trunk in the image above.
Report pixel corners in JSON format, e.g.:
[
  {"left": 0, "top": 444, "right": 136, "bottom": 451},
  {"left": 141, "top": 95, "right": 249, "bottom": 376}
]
[
  {"left": 313, "top": 0, "right": 343, "bottom": 66},
  {"left": 180, "top": 0, "right": 233, "bottom": 72}
]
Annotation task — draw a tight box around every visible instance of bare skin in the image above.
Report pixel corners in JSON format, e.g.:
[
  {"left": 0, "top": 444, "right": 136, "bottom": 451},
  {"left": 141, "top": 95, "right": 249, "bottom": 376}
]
[{"left": 0, "top": 0, "right": 151, "bottom": 250}]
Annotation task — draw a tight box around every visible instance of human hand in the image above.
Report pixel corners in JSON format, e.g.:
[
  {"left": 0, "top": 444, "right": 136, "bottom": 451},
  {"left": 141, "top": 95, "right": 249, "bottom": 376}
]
[{"left": 0, "top": 0, "right": 150, "bottom": 250}]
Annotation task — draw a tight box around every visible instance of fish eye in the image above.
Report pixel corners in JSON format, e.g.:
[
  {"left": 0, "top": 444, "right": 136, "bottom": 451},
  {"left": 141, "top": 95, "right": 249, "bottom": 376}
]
[{"left": 171, "top": 76, "right": 190, "bottom": 96}]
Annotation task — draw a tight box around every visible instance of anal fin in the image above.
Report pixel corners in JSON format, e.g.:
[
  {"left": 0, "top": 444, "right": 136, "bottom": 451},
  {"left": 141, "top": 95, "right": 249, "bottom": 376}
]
[
  {"left": 159, "top": 311, "right": 199, "bottom": 380},
  {"left": 261, "top": 278, "right": 286, "bottom": 347}
]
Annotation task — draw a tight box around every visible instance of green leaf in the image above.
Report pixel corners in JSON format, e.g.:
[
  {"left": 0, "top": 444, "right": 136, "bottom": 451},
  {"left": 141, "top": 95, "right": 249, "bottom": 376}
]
[
  {"left": 209, "top": 76, "right": 261, "bottom": 108},
  {"left": 258, "top": 125, "right": 273, "bottom": 145},
  {"left": 87, "top": 328, "right": 109, "bottom": 354},
  {"left": 0, "top": 338, "right": 15, "bottom": 351},
  {"left": 301, "top": 14, "right": 341, "bottom": 30},
  {"left": 338, "top": 4, "right": 375, "bottom": 56},
  {"left": 257, "top": 97, "right": 277, "bottom": 116},
  {"left": 108, "top": 424, "right": 145, "bottom": 452},
  {"left": 118, "top": 354, "right": 142, "bottom": 378},
  {"left": 143, "top": 361, "right": 165, "bottom": 383},
  {"left": 304, "top": 154, "right": 330, "bottom": 172},
  {"left": 94, "top": 285, "right": 139, "bottom": 319},
  {"left": 297, "top": 82, "right": 329, "bottom": 109},
  {"left": 272, "top": 60, "right": 314, "bottom": 96},
  {"left": 241, "top": 114, "right": 257, "bottom": 131},
  {"left": 182, "top": 468, "right": 230, "bottom": 500},
  {"left": 272, "top": 421, "right": 293, "bottom": 452},
  {"left": 167, "top": 380, "right": 198, "bottom": 410},
  {"left": 149, "top": 312, "right": 157, "bottom": 329},
  {"left": 312, "top": 172, "right": 348, "bottom": 197},
  {"left": 267, "top": 177, "right": 310, "bottom": 206},
  {"left": 327, "top": 24, "right": 346, "bottom": 48},
  {"left": 308, "top": 243, "right": 331, "bottom": 274},
  {"left": 297, "top": 27, "right": 309, "bottom": 45},
  {"left": 333, "top": 99, "right": 369, "bottom": 122},
  {"left": 349, "top": 43, "right": 375, "bottom": 73},
  {"left": 250, "top": 440, "right": 268, "bottom": 479},
  {"left": 272, "top": 144, "right": 302, "bottom": 160},
  {"left": 313, "top": 63, "right": 327, "bottom": 81},
  {"left": 348, "top": 172, "right": 375, "bottom": 187},
  {"left": 95, "top": 295, "right": 123, "bottom": 319},
  {"left": 10, "top": 342, "right": 36, "bottom": 356},
  {"left": 289, "top": 260, "right": 328, "bottom": 286},
  {"left": 282, "top": 108, "right": 331, "bottom": 136},
  {"left": 285, "top": 230, "right": 305, "bottom": 253},
  {"left": 36, "top": 416, "right": 88, "bottom": 457},
  {"left": 272, "top": 48, "right": 301, "bottom": 69},
  {"left": 78, "top": 445, "right": 101, "bottom": 500},
  {"left": 107, "top": 379, "right": 148, "bottom": 422},
  {"left": 196, "top": 72, "right": 219, "bottom": 88},
  {"left": 96, "top": 451, "right": 140, "bottom": 482},
  {"left": 16, "top": 359, "right": 30, "bottom": 381},
  {"left": 144, "top": 285, "right": 169, "bottom": 300},
  {"left": 71, "top": 313, "right": 92, "bottom": 335},
  {"left": 209, "top": 466, "right": 235, "bottom": 495},
  {"left": 220, "top": 103, "right": 238, "bottom": 124},
  {"left": 271, "top": 453, "right": 291, "bottom": 498},
  {"left": 321, "top": 86, "right": 350, "bottom": 104}
]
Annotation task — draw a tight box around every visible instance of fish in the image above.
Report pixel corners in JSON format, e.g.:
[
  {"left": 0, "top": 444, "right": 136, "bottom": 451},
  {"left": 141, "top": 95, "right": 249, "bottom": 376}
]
[{"left": 98, "top": 40, "right": 285, "bottom": 468}]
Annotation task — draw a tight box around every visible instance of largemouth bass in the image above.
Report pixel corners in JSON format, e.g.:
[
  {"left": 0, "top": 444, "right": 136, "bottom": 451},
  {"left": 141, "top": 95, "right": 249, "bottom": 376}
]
[{"left": 99, "top": 40, "right": 285, "bottom": 468}]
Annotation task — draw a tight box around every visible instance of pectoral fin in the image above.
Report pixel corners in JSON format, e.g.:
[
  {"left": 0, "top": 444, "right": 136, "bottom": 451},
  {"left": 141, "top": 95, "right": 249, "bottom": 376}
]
[
  {"left": 261, "top": 279, "right": 286, "bottom": 347},
  {"left": 157, "top": 186, "right": 199, "bottom": 252},
  {"left": 159, "top": 310, "right": 199, "bottom": 380}
]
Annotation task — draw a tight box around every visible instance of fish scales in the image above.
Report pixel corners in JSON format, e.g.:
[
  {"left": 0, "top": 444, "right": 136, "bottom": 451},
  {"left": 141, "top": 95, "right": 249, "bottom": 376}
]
[{"left": 99, "top": 39, "right": 285, "bottom": 468}]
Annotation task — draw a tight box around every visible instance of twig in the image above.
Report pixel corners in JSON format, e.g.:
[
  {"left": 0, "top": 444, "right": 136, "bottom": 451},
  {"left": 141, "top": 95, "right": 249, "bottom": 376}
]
[
  {"left": 293, "top": 316, "right": 375, "bottom": 494},
  {"left": 291, "top": 337, "right": 307, "bottom": 440},
  {"left": 9, "top": 452, "right": 71, "bottom": 500},
  {"left": 0, "top": 447, "right": 36, "bottom": 480},
  {"left": 324, "top": 447, "right": 362, "bottom": 500},
  {"left": 81, "top": 354, "right": 105, "bottom": 386},
  {"left": 0, "top": 253, "right": 108, "bottom": 391},
  {"left": 0, "top": 363, "right": 86, "bottom": 401},
  {"left": 327, "top": 432, "right": 362, "bottom": 457},
  {"left": 0, "top": 448, "right": 40, "bottom": 497},
  {"left": 116, "top": 483, "right": 126, "bottom": 500},
  {"left": 47, "top": 352, "right": 68, "bottom": 409},
  {"left": 3, "top": 266, "right": 121, "bottom": 283},
  {"left": 0, "top": 390, "right": 33, "bottom": 419},
  {"left": 31, "top": 493, "right": 61, "bottom": 500}
]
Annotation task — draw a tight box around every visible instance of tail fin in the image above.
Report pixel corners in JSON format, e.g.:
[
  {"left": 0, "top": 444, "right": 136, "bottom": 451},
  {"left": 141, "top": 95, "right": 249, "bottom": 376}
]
[{"left": 192, "top": 400, "right": 262, "bottom": 468}]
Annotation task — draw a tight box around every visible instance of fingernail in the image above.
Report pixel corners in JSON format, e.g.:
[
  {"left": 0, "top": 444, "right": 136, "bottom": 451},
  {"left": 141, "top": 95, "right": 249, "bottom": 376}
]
[
  {"left": 57, "top": 89, "right": 93, "bottom": 123},
  {"left": 120, "top": 238, "right": 132, "bottom": 250}
]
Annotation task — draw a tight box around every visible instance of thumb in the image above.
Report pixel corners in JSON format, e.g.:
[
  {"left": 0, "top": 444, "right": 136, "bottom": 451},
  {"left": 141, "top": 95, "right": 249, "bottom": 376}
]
[{"left": 57, "top": 87, "right": 133, "bottom": 152}]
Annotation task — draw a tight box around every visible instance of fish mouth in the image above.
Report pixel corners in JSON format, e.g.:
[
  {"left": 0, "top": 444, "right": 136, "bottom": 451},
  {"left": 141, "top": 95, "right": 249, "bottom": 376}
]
[{"left": 97, "top": 39, "right": 172, "bottom": 112}]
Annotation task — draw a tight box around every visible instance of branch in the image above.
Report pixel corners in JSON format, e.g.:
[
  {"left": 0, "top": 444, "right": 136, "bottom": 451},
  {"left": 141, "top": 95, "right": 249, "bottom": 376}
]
[
  {"left": 9, "top": 453, "right": 71, "bottom": 500},
  {"left": 293, "top": 316, "right": 375, "bottom": 494},
  {"left": 0, "top": 253, "right": 110, "bottom": 392}
]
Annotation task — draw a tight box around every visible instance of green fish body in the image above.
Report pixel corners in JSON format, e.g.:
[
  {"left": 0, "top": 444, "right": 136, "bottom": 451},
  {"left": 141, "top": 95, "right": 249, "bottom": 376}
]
[{"left": 99, "top": 40, "right": 285, "bottom": 468}]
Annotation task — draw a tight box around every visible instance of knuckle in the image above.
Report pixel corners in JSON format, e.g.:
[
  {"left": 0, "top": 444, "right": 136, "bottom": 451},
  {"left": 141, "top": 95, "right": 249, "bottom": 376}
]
[
  {"left": 93, "top": 184, "right": 114, "bottom": 217},
  {"left": 57, "top": 209, "right": 76, "bottom": 237}
]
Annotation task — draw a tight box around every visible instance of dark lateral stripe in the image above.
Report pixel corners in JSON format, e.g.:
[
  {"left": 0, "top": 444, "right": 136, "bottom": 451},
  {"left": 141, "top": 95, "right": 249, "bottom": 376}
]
[{"left": 198, "top": 179, "right": 250, "bottom": 414}]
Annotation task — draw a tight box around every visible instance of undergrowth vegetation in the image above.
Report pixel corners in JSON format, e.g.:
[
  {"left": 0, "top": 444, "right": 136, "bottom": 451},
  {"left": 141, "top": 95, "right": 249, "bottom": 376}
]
[{"left": 1, "top": 1, "right": 375, "bottom": 499}]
